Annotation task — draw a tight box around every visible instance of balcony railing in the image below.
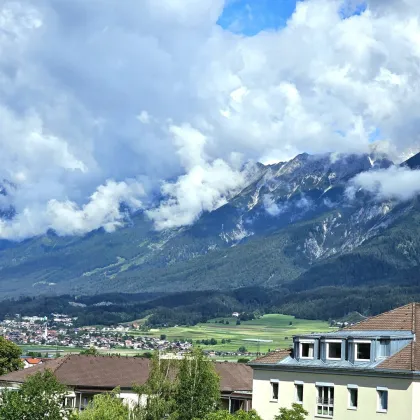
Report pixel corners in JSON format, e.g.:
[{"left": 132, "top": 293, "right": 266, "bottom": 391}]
[{"left": 316, "top": 398, "right": 334, "bottom": 406}]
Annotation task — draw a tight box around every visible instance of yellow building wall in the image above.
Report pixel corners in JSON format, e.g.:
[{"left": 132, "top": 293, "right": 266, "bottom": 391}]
[{"left": 252, "top": 369, "right": 414, "bottom": 420}]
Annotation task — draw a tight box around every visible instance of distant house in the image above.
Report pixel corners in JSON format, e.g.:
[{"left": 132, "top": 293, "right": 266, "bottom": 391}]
[
  {"left": 0, "top": 355, "right": 252, "bottom": 413},
  {"left": 21, "top": 358, "right": 43, "bottom": 369},
  {"left": 250, "top": 303, "right": 420, "bottom": 420},
  {"left": 232, "top": 312, "right": 240, "bottom": 318}
]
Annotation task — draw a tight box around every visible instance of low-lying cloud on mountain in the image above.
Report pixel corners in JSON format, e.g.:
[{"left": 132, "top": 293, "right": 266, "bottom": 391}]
[
  {"left": 348, "top": 166, "right": 420, "bottom": 202},
  {"left": 2, "top": 0, "right": 420, "bottom": 239}
]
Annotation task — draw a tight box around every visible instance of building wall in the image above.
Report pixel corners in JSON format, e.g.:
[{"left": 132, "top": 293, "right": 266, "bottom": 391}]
[
  {"left": 411, "top": 381, "right": 420, "bottom": 420},
  {"left": 252, "top": 368, "right": 414, "bottom": 420}
]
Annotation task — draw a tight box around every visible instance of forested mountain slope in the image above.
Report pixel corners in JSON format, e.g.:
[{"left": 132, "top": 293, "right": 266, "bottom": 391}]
[{"left": 0, "top": 152, "right": 419, "bottom": 299}]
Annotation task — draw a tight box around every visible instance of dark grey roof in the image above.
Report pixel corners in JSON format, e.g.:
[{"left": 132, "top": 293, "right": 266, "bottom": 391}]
[{"left": 298, "top": 330, "right": 414, "bottom": 340}]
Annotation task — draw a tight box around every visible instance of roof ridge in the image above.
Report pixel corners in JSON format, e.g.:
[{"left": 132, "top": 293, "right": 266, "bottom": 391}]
[{"left": 346, "top": 303, "right": 415, "bottom": 330}]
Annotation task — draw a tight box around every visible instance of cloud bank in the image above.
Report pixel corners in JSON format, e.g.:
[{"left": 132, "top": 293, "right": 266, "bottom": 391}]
[
  {"left": 2, "top": 0, "right": 420, "bottom": 238},
  {"left": 348, "top": 166, "right": 420, "bottom": 202}
]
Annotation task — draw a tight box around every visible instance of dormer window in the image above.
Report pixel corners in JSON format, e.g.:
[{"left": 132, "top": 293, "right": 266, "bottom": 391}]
[
  {"left": 326, "top": 340, "right": 342, "bottom": 360},
  {"left": 355, "top": 341, "right": 371, "bottom": 361},
  {"left": 300, "top": 341, "right": 314, "bottom": 359}
]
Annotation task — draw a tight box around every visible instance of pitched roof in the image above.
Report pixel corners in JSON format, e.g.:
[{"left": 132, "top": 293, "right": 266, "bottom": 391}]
[
  {"left": 0, "top": 355, "right": 252, "bottom": 392},
  {"left": 346, "top": 303, "right": 418, "bottom": 332},
  {"left": 378, "top": 344, "right": 413, "bottom": 371},
  {"left": 250, "top": 349, "right": 291, "bottom": 365},
  {"left": 346, "top": 303, "right": 420, "bottom": 372},
  {"left": 215, "top": 362, "right": 252, "bottom": 391},
  {"left": 23, "top": 358, "right": 42, "bottom": 365}
]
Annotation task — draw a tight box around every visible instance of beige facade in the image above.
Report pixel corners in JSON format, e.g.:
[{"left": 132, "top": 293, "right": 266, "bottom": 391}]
[{"left": 252, "top": 368, "right": 415, "bottom": 420}]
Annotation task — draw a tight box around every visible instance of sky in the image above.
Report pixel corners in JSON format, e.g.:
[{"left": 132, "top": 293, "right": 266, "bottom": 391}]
[
  {"left": 218, "top": 0, "right": 299, "bottom": 35},
  {"left": 1, "top": 0, "right": 420, "bottom": 239}
]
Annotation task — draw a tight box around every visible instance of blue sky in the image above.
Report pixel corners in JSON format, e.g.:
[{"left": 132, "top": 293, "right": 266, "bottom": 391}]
[
  {"left": 218, "top": 0, "right": 368, "bottom": 35},
  {"left": 218, "top": 0, "right": 299, "bottom": 35}
]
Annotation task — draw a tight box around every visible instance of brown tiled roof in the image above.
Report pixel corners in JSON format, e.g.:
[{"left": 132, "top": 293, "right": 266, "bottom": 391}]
[
  {"left": 250, "top": 349, "right": 291, "bottom": 365},
  {"left": 214, "top": 362, "right": 252, "bottom": 391},
  {"left": 0, "top": 355, "right": 252, "bottom": 392},
  {"left": 0, "top": 355, "right": 151, "bottom": 388},
  {"left": 378, "top": 344, "right": 413, "bottom": 371},
  {"left": 346, "top": 303, "right": 417, "bottom": 331},
  {"left": 346, "top": 303, "right": 420, "bottom": 372}
]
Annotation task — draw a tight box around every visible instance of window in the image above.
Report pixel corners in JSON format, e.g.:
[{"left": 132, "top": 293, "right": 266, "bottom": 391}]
[
  {"left": 64, "top": 397, "right": 75, "bottom": 408},
  {"left": 271, "top": 381, "right": 279, "bottom": 401},
  {"left": 327, "top": 341, "right": 342, "bottom": 360},
  {"left": 378, "top": 389, "right": 388, "bottom": 412},
  {"left": 317, "top": 386, "right": 334, "bottom": 417},
  {"left": 295, "top": 383, "right": 303, "bottom": 404},
  {"left": 348, "top": 387, "right": 358, "bottom": 410},
  {"left": 355, "top": 342, "right": 371, "bottom": 361},
  {"left": 300, "top": 342, "right": 314, "bottom": 359}
]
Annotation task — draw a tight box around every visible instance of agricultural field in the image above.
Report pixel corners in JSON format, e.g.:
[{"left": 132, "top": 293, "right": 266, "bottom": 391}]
[
  {"left": 134, "top": 314, "right": 333, "bottom": 354},
  {"left": 19, "top": 344, "right": 149, "bottom": 357},
  {"left": 19, "top": 314, "right": 333, "bottom": 360}
]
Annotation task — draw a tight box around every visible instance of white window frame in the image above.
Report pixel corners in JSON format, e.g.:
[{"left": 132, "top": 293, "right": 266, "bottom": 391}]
[
  {"left": 377, "top": 387, "right": 388, "bottom": 413},
  {"left": 326, "top": 340, "right": 342, "bottom": 360},
  {"left": 270, "top": 380, "right": 279, "bottom": 402},
  {"left": 354, "top": 340, "right": 371, "bottom": 361},
  {"left": 316, "top": 384, "right": 334, "bottom": 418},
  {"left": 299, "top": 340, "right": 315, "bottom": 359},
  {"left": 295, "top": 381, "right": 304, "bottom": 404},
  {"left": 347, "top": 385, "right": 358, "bottom": 410}
]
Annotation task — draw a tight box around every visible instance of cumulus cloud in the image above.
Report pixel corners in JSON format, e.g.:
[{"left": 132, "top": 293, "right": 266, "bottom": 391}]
[
  {"left": 2, "top": 0, "right": 420, "bottom": 237},
  {"left": 0, "top": 180, "right": 145, "bottom": 239},
  {"left": 146, "top": 124, "right": 247, "bottom": 229},
  {"left": 347, "top": 166, "right": 420, "bottom": 201}
]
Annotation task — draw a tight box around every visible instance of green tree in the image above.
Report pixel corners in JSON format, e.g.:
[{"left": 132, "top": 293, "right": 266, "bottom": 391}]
[
  {"left": 0, "top": 370, "right": 70, "bottom": 420},
  {"left": 79, "top": 347, "right": 99, "bottom": 356},
  {"left": 200, "top": 410, "right": 262, "bottom": 420},
  {"left": 0, "top": 336, "right": 23, "bottom": 375},
  {"left": 274, "top": 403, "right": 309, "bottom": 420},
  {"left": 75, "top": 388, "right": 129, "bottom": 420},
  {"left": 237, "top": 358, "right": 250, "bottom": 364},
  {"left": 132, "top": 352, "right": 176, "bottom": 420},
  {"left": 160, "top": 334, "right": 167, "bottom": 340},
  {"left": 173, "top": 348, "right": 220, "bottom": 420}
]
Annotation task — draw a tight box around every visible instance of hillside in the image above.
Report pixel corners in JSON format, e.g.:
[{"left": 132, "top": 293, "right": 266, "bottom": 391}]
[{"left": 0, "top": 152, "right": 419, "bottom": 299}]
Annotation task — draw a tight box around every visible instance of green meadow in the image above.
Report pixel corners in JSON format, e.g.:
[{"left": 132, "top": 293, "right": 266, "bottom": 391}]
[
  {"left": 20, "top": 314, "right": 333, "bottom": 359},
  {"left": 136, "top": 314, "right": 333, "bottom": 354}
]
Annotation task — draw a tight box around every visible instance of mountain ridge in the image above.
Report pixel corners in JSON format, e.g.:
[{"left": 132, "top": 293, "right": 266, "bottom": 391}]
[{"left": 0, "top": 151, "right": 419, "bottom": 299}]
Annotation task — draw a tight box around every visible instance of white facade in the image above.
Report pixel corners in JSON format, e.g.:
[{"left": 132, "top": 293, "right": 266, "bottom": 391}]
[{"left": 252, "top": 368, "right": 416, "bottom": 420}]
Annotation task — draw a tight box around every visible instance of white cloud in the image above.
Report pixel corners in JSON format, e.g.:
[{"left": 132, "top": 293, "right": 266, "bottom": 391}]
[
  {"left": 347, "top": 166, "right": 420, "bottom": 201},
  {"left": 2, "top": 0, "right": 420, "bottom": 237},
  {"left": 146, "top": 124, "right": 246, "bottom": 229},
  {"left": 263, "top": 194, "right": 289, "bottom": 217},
  {"left": 0, "top": 180, "right": 145, "bottom": 239}
]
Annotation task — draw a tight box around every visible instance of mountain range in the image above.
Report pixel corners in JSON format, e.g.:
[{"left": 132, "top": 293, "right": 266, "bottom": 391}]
[{"left": 1, "top": 151, "right": 420, "bottom": 301}]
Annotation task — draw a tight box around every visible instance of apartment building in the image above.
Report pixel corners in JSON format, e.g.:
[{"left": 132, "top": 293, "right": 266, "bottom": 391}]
[{"left": 250, "top": 303, "right": 420, "bottom": 420}]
